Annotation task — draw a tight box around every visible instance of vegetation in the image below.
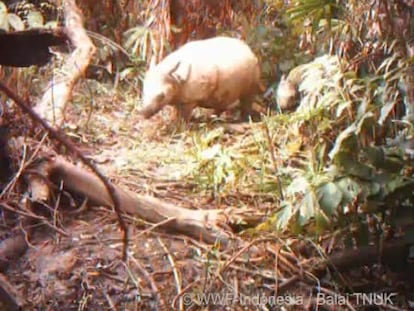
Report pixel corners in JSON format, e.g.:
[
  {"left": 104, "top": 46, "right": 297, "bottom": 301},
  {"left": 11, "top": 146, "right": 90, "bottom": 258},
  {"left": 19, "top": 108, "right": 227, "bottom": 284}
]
[{"left": 1, "top": 0, "right": 414, "bottom": 309}]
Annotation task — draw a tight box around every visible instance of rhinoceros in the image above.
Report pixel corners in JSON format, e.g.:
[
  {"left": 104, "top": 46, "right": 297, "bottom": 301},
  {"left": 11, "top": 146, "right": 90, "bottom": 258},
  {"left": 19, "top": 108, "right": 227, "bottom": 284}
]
[
  {"left": 276, "top": 75, "right": 299, "bottom": 111},
  {"left": 139, "top": 36, "right": 261, "bottom": 122},
  {"left": 276, "top": 55, "right": 340, "bottom": 111}
]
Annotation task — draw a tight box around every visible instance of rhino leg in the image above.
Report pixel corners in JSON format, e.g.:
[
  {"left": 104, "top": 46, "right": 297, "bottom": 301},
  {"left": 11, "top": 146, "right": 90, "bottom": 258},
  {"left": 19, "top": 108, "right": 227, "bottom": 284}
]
[
  {"left": 239, "top": 95, "right": 254, "bottom": 121},
  {"left": 175, "top": 102, "right": 196, "bottom": 123}
]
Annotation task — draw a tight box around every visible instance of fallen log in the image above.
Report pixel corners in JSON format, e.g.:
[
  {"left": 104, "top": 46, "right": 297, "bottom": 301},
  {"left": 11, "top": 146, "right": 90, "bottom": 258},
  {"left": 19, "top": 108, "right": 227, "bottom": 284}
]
[{"left": 45, "top": 156, "right": 229, "bottom": 244}]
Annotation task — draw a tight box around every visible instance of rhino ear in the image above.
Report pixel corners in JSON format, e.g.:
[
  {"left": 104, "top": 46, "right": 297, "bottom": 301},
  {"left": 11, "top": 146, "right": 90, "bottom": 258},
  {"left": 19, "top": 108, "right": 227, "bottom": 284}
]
[
  {"left": 167, "top": 61, "right": 180, "bottom": 75},
  {"left": 167, "top": 61, "right": 191, "bottom": 84}
]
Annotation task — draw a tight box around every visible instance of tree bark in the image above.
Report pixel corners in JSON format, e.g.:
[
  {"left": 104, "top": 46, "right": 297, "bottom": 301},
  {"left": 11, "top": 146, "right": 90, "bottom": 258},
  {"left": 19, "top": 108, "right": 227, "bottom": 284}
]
[{"left": 34, "top": 0, "right": 96, "bottom": 126}]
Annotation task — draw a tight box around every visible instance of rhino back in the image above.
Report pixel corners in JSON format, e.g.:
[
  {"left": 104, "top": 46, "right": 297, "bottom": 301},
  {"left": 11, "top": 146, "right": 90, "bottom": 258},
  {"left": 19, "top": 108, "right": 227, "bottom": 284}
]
[{"left": 175, "top": 37, "right": 260, "bottom": 107}]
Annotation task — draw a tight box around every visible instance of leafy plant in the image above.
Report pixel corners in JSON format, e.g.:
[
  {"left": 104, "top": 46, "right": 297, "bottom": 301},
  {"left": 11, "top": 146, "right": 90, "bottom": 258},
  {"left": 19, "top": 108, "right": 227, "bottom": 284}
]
[
  {"left": 188, "top": 128, "right": 251, "bottom": 201},
  {"left": 0, "top": 1, "right": 24, "bottom": 31}
]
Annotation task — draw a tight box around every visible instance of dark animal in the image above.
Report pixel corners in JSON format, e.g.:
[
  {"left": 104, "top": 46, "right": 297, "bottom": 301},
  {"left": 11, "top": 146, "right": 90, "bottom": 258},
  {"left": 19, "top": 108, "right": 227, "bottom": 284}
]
[{"left": 0, "top": 28, "right": 68, "bottom": 67}]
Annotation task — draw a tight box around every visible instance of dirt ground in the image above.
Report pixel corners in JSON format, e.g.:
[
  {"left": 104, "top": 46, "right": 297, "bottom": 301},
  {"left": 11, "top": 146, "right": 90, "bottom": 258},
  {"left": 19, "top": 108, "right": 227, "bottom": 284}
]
[
  {"left": 0, "top": 94, "right": 281, "bottom": 311},
  {"left": 0, "top": 84, "right": 413, "bottom": 311}
]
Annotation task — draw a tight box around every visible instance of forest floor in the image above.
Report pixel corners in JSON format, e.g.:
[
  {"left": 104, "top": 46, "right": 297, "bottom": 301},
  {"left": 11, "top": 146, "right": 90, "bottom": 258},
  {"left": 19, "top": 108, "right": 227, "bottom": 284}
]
[
  {"left": 0, "top": 83, "right": 412, "bottom": 311},
  {"left": 0, "top": 88, "right": 284, "bottom": 311}
]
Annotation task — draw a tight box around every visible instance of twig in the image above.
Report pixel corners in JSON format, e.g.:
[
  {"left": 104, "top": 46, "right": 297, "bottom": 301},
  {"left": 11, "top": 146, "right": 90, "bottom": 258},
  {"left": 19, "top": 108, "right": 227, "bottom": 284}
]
[
  {"left": 157, "top": 237, "right": 183, "bottom": 310},
  {"left": 0, "top": 81, "right": 129, "bottom": 261},
  {"left": 136, "top": 217, "right": 177, "bottom": 238},
  {"left": 0, "top": 202, "right": 68, "bottom": 237},
  {"left": 266, "top": 245, "right": 301, "bottom": 275},
  {"left": 172, "top": 279, "right": 203, "bottom": 309},
  {"left": 128, "top": 255, "right": 166, "bottom": 309},
  {"left": 203, "top": 238, "right": 273, "bottom": 295},
  {"left": 103, "top": 290, "right": 118, "bottom": 311}
]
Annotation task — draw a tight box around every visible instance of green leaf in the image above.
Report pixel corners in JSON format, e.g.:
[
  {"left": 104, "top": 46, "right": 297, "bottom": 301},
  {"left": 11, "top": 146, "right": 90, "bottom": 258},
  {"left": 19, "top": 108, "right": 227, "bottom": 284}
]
[
  {"left": 336, "top": 100, "right": 352, "bottom": 117},
  {"left": 329, "top": 112, "right": 375, "bottom": 161},
  {"left": 26, "top": 10, "right": 44, "bottom": 28},
  {"left": 382, "top": 158, "right": 404, "bottom": 172},
  {"left": 299, "top": 191, "right": 317, "bottom": 224},
  {"left": 123, "top": 26, "right": 149, "bottom": 53},
  {"left": 315, "top": 211, "right": 330, "bottom": 233},
  {"left": 7, "top": 13, "right": 24, "bottom": 31},
  {"left": 332, "top": 151, "right": 373, "bottom": 179},
  {"left": 275, "top": 203, "right": 295, "bottom": 230},
  {"left": 364, "top": 146, "right": 404, "bottom": 172},
  {"left": 329, "top": 125, "right": 358, "bottom": 161},
  {"left": 0, "top": 1, "right": 7, "bottom": 13},
  {"left": 360, "top": 181, "right": 381, "bottom": 197},
  {"left": 286, "top": 176, "right": 310, "bottom": 195},
  {"left": 119, "top": 67, "right": 137, "bottom": 80},
  {"left": 370, "top": 183, "right": 381, "bottom": 197},
  {"left": 0, "top": 1, "right": 8, "bottom": 31},
  {"left": 379, "top": 98, "right": 398, "bottom": 125},
  {"left": 44, "top": 21, "right": 58, "bottom": 29},
  {"left": 382, "top": 175, "right": 412, "bottom": 196},
  {"left": 317, "top": 182, "right": 342, "bottom": 215},
  {"left": 364, "top": 146, "right": 385, "bottom": 167},
  {"left": 336, "top": 177, "right": 362, "bottom": 204}
]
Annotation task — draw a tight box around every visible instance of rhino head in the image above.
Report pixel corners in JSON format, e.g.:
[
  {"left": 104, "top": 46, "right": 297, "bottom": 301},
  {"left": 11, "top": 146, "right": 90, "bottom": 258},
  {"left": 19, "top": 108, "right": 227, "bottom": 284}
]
[
  {"left": 140, "top": 59, "right": 191, "bottom": 119},
  {"left": 276, "top": 75, "right": 299, "bottom": 111}
]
